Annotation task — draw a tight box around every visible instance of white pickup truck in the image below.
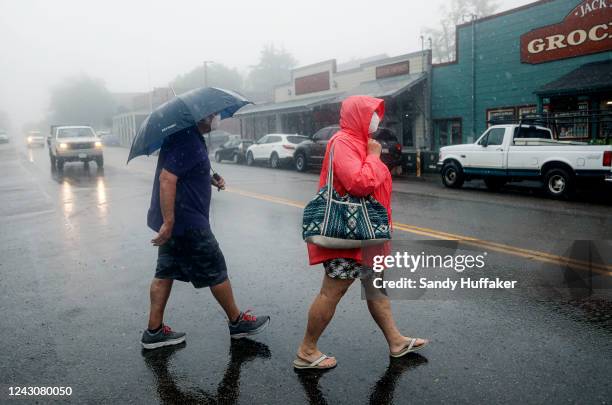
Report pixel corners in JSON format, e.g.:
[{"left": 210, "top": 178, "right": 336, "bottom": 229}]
[
  {"left": 48, "top": 125, "right": 104, "bottom": 171},
  {"left": 437, "top": 124, "right": 612, "bottom": 199}
]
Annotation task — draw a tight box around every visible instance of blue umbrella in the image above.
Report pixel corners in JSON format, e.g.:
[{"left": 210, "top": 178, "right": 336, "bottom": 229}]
[{"left": 127, "top": 87, "right": 251, "bottom": 162}]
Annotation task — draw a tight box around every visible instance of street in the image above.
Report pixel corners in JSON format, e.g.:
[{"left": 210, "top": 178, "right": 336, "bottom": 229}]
[{"left": 1, "top": 142, "right": 611, "bottom": 404}]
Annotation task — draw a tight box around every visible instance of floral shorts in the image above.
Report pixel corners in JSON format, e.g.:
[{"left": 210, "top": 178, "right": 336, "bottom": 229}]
[{"left": 323, "top": 258, "right": 374, "bottom": 280}]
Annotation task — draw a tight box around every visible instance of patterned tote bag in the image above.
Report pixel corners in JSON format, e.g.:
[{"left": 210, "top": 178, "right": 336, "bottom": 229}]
[{"left": 302, "top": 145, "right": 391, "bottom": 249}]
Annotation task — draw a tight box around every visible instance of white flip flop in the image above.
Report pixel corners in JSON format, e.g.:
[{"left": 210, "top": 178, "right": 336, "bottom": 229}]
[
  {"left": 390, "top": 338, "right": 429, "bottom": 358},
  {"left": 293, "top": 354, "right": 337, "bottom": 370}
]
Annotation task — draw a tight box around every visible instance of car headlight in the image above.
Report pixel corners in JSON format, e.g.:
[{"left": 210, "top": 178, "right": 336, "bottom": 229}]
[
  {"left": 59, "top": 143, "right": 68, "bottom": 149},
  {"left": 27, "top": 137, "right": 32, "bottom": 143},
  {"left": 95, "top": 141, "right": 102, "bottom": 148}
]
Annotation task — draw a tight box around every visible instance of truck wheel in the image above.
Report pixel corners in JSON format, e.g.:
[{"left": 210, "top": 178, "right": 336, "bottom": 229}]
[
  {"left": 56, "top": 158, "right": 64, "bottom": 171},
  {"left": 246, "top": 151, "right": 254, "bottom": 166},
  {"left": 49, "top": 154, "right": 56, "bottom": 170},
  {"left": 96, "top": 156, "right": 104, "bottom": 169},
  {"left": 215, "top": 152, "right": 222, "bottom": 163},
  {"left": 441, "top": 161, "right": 464, "bottom": 188},
  {"left": 295, "top": 153, "right": 307, "bottom": 172},
  {"left": 544, "top": 168, "right": 573, "bottom": 199},
  {"left": 484, "top": 177, "right": 506, "bottom": 192}
]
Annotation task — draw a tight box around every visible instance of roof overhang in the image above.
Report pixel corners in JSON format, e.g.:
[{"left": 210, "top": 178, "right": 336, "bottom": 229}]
[
  {"left": 536, "top": 60, "right": 612, "bottom": 97},
  {"left": 234, "top": 94, "right": 340, "bottom": 118},
  {"left": 234, "top": 72, "right": 427, "bottom": 118}
]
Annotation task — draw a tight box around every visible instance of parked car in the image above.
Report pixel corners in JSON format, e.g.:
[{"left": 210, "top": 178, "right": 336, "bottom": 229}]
[
  {"left": 48, "top": 125, "right": 104, "bottom": 170},
  {"left": 0, "top": 130, "right": 9, "bottom": 144},
  {"left": 293, "top": 125, "right": 403, "bottom": 172},
  {"left": 372, "top": 128, "right": 403, "bottom": 170},
  {"left": 437, "top": 124, "right": 612, "bottom": 199},
  {"left": 99, "top": 133, "right": 120, "bottom": 146},
  {"left": 206, "top": 130, "right": 236, "bottom": 151},
  {"left": 246, "top": 134, "right": 309, "bottom": 168},
  {"left": 214, "top": 137, "right": 253, "bottom": 163},
  {"left": 26, "top": 130, "right": 45, "bottom": 147}
]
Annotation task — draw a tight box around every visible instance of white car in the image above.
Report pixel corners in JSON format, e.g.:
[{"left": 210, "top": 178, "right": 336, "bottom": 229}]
[
  {"left": 438, "top": 124, "right": 612, "bottom": 199},
  {"left": 26, "top": 130, "right": 45, "bottom": 147},
  {"left": 0, "top": 130, "right": 8, "bottom": 144},
  {"left": 48, "top": 125, "right": 104, "bottom": 171},
  {"left": 246, "top": 134, "right": 309, "bottom": 168}
]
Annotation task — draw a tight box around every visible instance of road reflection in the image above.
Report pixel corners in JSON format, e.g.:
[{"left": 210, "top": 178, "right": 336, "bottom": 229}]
[
  {"left": 61, "top": 180, "right": 73, "bottom": 216},
  {"left": 96, "top": 177, "right": 107, "bottom": 215},
  {"left": 142, "top": 339, "right": 271, "bottom": 404},
  {"left": 294, "top": 353, "right": 428, "bottom": 405}
]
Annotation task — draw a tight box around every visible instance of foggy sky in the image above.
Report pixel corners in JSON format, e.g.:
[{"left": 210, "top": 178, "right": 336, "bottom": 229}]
[{"left": 0, "top": 0, "right": 531, "bottom": 130}]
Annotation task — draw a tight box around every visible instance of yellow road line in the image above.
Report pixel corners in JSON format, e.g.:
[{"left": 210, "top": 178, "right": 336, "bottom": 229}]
[{"left": 225, "top": 187, "right": 611, "bottom": 276}]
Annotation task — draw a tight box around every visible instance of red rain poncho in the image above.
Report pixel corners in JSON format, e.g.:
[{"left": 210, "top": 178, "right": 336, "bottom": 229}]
[{"left": 307, "top": 95, "right": 393, "bottom": 265}]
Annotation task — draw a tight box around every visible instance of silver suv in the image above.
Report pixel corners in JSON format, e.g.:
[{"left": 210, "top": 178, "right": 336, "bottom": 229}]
[{"left": 49, "top": 126, "right": 104, "bottom": 170}]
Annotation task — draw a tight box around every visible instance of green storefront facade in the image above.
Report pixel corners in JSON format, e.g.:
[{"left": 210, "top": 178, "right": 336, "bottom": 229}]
[{"left": 431, "top": 0, "right": 612, "bottom": 150}]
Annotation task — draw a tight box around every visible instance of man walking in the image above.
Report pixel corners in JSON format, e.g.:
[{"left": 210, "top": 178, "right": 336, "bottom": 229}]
[{"left": 141, "top": 115, "right": 270, "bottom": 349}]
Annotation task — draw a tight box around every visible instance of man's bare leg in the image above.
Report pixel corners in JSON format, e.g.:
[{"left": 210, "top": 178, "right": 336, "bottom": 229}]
[
  {"left": 297, "top": 275, "right": 354, "bottom": 367},
  {"left": 148, "top": 278, "right": 174, "bottom": 330},
  {"left": 210, "top": 279, "right": 241, "bottom": 322}
]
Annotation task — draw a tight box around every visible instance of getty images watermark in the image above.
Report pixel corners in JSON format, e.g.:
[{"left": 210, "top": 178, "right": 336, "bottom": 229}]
[
  {"left": 360, "top": 240, "right": 610, "bottom": 300},
  {"left": 370, "top": 251, "right": 516, "bottom": 291}
]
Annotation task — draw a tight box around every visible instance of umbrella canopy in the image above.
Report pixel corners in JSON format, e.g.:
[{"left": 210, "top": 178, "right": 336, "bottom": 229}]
[{"left": 127, "top": 87, "right": 251, "bottom": 162}]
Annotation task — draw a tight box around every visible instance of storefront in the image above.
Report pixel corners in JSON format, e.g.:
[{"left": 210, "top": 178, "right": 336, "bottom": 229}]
[
  {"left": 235, "top": 51, "right": 432, "bottom": 149},
  {"left": 431, "top": 0, "right": 612, "bottom": 150}
]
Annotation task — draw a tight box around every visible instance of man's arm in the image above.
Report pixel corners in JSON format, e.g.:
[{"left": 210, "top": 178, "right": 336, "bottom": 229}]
[{"left": 151, "top": 169, "right": 177, "bottom": 246}]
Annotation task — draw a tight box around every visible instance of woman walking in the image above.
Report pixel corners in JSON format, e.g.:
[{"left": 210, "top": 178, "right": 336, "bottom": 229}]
[{"left": 294, "top": 95, "right": 428, "bottom": 370}]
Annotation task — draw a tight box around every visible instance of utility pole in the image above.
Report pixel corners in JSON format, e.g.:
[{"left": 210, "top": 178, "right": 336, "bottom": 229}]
[{"left": 203, "top": 60, "right": 214, "bottom": 87}]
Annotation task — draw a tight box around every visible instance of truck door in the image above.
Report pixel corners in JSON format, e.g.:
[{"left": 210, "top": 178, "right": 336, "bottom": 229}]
[{"left": 469, "top": 128, "right": 506, "bottom": 174}]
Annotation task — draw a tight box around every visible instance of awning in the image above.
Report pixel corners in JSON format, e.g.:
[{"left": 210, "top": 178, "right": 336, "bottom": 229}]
[
  {"left": 234, "top": 93, "right": 340, "bottom": 117},
  {"left": 331, "top": 72, "right": 426, "bottom": 102},
  {"left": 536, "top": 60, "right": 612, "bottom": 96},
  {"left": 234, "top": 72, "right": 427, "bottom": 118}
]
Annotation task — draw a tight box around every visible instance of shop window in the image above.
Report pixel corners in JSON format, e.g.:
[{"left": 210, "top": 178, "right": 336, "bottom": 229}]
[
  {"left": 518, "top": 105, "right": 536, "bottom": 119},
  {"left": 435, "top": 119, "right": 462, "bottom": 148},
  {"left": 487, "top": 107, "right": 516, "bottom": 126},
  {"left": 599, "top": 97, "right": 612, "bottom": 139}
]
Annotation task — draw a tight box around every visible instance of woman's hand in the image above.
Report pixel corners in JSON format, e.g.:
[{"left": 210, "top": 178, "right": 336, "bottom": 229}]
[{"left": 367, "top": 139, "right": 382, "bottom": 157}]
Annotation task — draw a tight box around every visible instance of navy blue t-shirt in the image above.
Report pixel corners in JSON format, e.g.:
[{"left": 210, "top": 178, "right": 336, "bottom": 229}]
[{"left": 147, "top": 128, "right": 211, "bottom": 236}]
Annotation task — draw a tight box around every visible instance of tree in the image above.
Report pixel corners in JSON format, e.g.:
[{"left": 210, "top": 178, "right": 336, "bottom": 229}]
[
  {"left": 49, "top": 75, "right": 116, "bottom": 128},
  {"left": 246, "top": 44, "right": 297, "bottom": 101},
  {"left": 422, "top": 0, "right": 499, "bottom": 63},
  {"left": 170, "top": 63, "right": 244, "bottom": 94}
]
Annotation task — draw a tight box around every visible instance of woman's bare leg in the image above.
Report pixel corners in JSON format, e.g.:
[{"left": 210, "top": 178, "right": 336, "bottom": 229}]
[
  {"left": 297, "top": 274, "right": 354, "bottom": 367},
  {"left": 364, "top": 279, "right": 428, "bottom": 352}
]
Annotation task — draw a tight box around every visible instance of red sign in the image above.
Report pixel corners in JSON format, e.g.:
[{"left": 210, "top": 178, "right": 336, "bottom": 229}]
[
  {"left": 376, "top": 61, "right": 410, "bottom": 79},
  {"left": 520, "top": 0, "right": 612, "bottom": 64},
  {"left": 295, "top": 71, "right": 330, "bottom": 95}
]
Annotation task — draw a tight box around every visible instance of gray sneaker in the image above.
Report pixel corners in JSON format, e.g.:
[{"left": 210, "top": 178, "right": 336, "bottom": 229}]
[
  {"left": 141, "top": 325, "right": 186, "bottom": 350},
  {"left": 228, "top": 310, "right": 270, "bottom": 339}
]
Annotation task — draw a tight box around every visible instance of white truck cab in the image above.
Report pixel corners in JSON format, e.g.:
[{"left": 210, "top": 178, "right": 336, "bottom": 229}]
[
  {"left": 438, "top": 124, "right": 612, "bottom": 199},
  {"left": 49, "top": 126, "right": 104, "bottom": 171}
]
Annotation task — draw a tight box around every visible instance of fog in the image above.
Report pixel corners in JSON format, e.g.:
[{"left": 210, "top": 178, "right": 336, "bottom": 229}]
[{"left": 0, "top": 0, "right": 531, "bottom": 131}]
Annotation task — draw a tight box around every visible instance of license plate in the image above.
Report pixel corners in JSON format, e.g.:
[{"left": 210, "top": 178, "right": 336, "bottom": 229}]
[
  {"left": 78, "top": 153, "right": 87, "bottom": 159},
  {"left": 382, "top": 148, "right": 389, "bottom": 154}
]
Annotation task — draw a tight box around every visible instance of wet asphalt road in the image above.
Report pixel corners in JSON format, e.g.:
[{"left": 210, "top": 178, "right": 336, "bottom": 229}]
[{"left": 1, "top": 141, "right": 611, "bottom": 404}]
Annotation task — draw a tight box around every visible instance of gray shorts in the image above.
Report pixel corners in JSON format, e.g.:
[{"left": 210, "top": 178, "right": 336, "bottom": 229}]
[{"left": 155, "top": 228, "right": 228, "bottom": 289}]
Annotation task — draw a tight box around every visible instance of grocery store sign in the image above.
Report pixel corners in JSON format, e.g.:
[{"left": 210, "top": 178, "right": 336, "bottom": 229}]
[{"left": 520, "top": 0, "right": 612, "bottom": 64}]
